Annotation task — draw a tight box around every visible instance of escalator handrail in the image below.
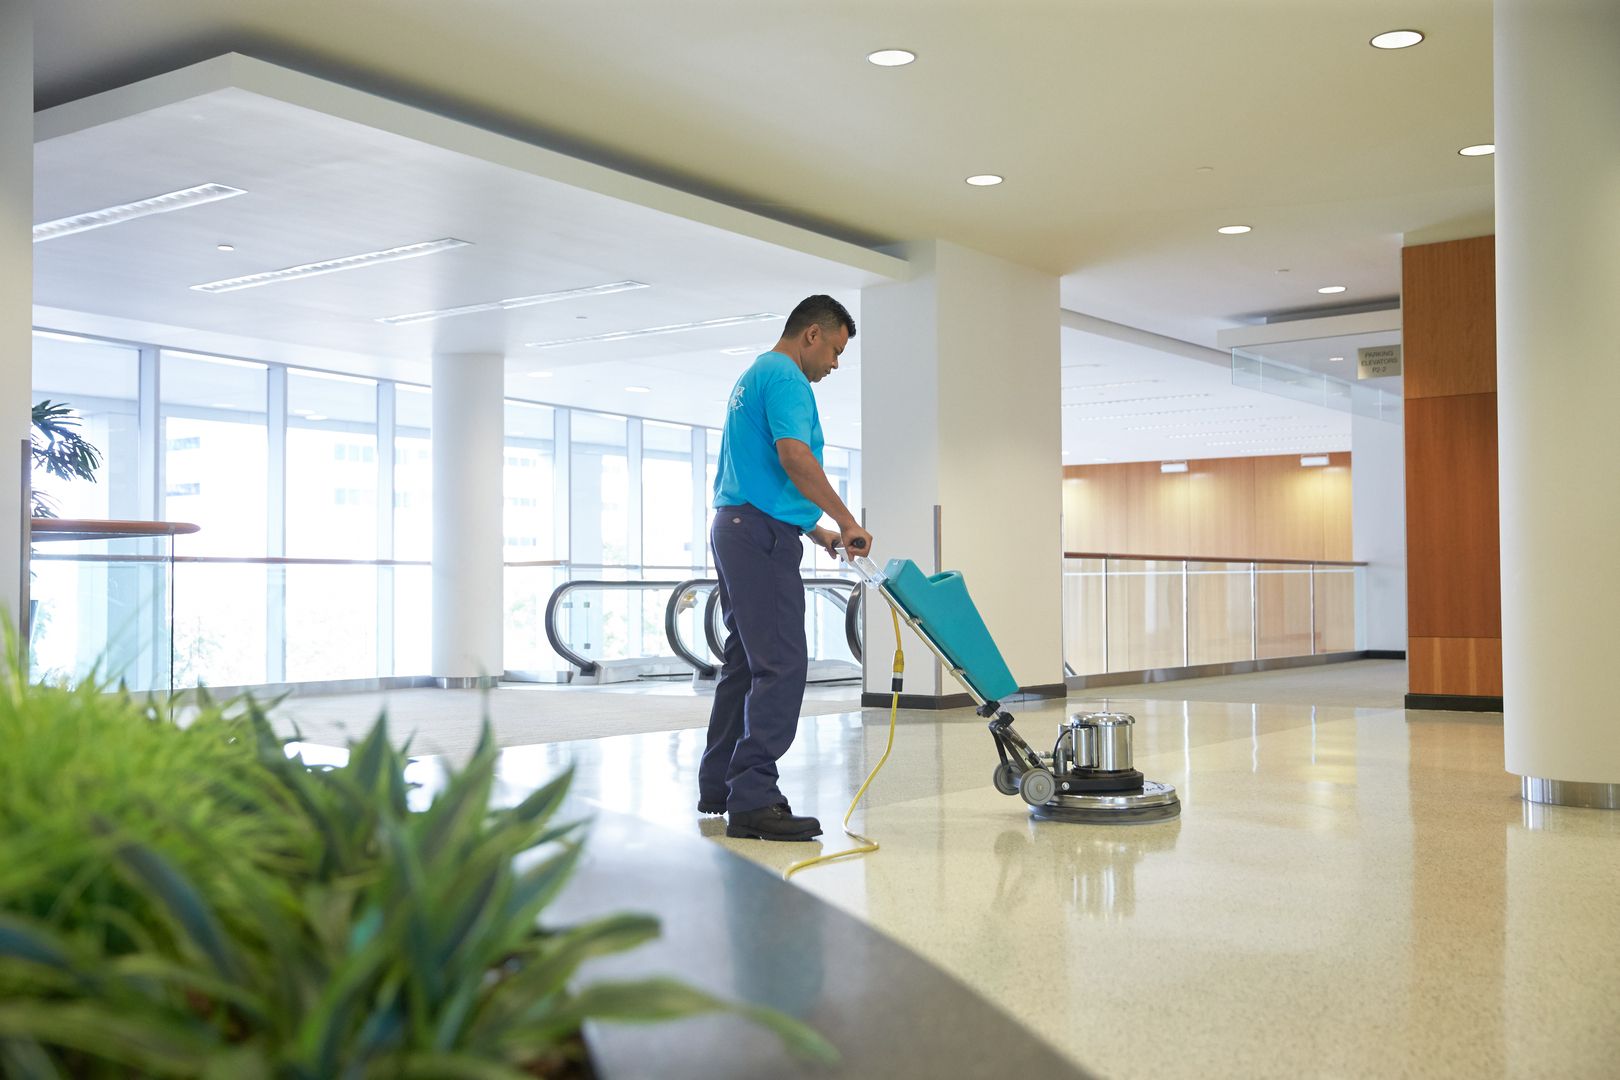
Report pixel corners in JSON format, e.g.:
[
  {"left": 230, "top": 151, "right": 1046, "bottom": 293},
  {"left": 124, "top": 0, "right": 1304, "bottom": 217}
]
[
  {"left": 544, "top": 578, "right": 691, "bottom": 676},
  {"left": 665, "top": 578, "right": 719, "bottom": 678},
  {"left": 845, "top": 585, "right": 863, "bottom": 664},
  {"left": 699, "top": 575, "right": 866, "bottom": 666}
]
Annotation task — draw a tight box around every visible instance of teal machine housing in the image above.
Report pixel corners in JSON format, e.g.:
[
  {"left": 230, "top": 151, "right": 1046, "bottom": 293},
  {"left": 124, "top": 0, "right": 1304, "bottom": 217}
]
[{"left": 863, "top": 556, "right": 1180, "bottom": 825}]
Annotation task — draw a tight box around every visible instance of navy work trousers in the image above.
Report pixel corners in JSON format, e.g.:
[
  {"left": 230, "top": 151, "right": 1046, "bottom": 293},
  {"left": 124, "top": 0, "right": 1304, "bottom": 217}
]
[{"left": 698, "top": 504, "right": 809, "bottom": 813}]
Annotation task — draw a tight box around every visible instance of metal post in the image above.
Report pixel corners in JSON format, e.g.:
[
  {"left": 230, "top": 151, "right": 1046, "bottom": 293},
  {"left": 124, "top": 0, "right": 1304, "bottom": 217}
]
[
  {"left": 17, "top": 438, "right": 29, "bottom": 671},
  {"left": 1309, "top": 562, "right": 1317, "bottom": 655},
  {"left": 1249, "top": 561, "right": 1258, "bottom": 661},
  {"left": 266, "top": 365, "right": 287, "bottom": 684},
  {"left": 1102, "top": 556, "right": 1111, "bottom": 673},
  {"left": 375, "top": 380, "right": 396, "bottom": 677},
  {"left": 1181, "top": 559, "right": 1190, "bottom": 667}
]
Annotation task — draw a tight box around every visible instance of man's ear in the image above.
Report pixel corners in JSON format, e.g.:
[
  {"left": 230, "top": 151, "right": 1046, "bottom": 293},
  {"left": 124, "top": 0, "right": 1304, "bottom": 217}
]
[{"left": 803, "top": 322, "right": 820, "bottom": 347}]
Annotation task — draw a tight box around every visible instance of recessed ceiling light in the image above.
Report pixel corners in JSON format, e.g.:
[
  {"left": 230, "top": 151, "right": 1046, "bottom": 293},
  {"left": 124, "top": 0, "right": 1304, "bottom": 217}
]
[
  {"left": 192, "top": 238, "right": 471, "bottom": 293},
  {"left": 1217, "top": 225, "right": 1252, "bottom": 235},
  {"left": 208, "top": 402, "right": 239, "bottom": 409},
  {"left": 965, "top": 174, "right": 1004, "bottom": 187},
  {"left": 216, "top": 243, "right": 235, "bottom": 252},
  {"left": 721, "top": 346, "right": 767, "bottom": 356},
  {"left": 376, "top": 280, "right": 648, "bottom": 325},
  {"left": 527, "top": 313, "right": 780, "bottom": 349},
  {"left": 625, "top": 386, "right": 652, "bottom": 393},
  {"left": 1329, "top": 355, "right": 1345, "bottom": 362},
  {"left": 867, "top": 49, "right": 916, "bottom": 66},
  {"left": 1318, "top": 285, "right": 1347, "bottom": 294},
  {"left": 527, "top": 371, "right": 554, "bottom": 378},
  {"left": 1300, "top": 455, "right": 1331, "bottom": 467},
  {"left": 1370, "top": 29, "right": 1424, "bottom": 49},
  {"left": 1459, "top": 143, "right": 1495, "bottom": 157},
  {"left": 32, "top": 183, "right": 246, "bottom": 243},
  {"left": 1160, "top": 462, "right": 1189, "bottom": 474},
  {"left": 302, "top": 413, "right": 329, "bottom": 422},
  {"left": 291, "top": 369, "right": 375, "bottom": 386}
]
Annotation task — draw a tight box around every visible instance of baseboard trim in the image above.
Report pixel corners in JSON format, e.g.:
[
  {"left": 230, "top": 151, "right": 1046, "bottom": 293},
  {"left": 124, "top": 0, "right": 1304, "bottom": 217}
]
[
  {"left": 1366, "top": 650, "right": 1407, "bottom": 660},
  {"left": 1065, "top": 650, "right": 1376, "bottom": 690},
  {"left": 1405, "top": 692, "right": 1504, "bottom": 713},
  {"left": 860, "top": 682, "right": 1066, "bottom": 711}
]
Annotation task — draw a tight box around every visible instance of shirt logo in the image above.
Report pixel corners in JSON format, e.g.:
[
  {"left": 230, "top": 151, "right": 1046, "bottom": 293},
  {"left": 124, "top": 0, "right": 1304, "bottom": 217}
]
[{"left": 728, "top": 385, "right": 745, "bottom": 412}]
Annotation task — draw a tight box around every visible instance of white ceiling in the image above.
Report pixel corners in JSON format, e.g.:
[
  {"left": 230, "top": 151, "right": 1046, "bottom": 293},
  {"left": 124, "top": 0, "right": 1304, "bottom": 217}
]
[{"left": 29, "top": 2, "right": 1493, "bottom": 460}]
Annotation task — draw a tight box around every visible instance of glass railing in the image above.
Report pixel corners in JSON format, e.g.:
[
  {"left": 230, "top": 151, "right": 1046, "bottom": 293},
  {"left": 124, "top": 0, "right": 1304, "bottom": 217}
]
[
  {"left": 28, "top": 525, "right": 179, "bottom": 693},
  {"left": 1063, "top": 552, "right": 1365, "bottom": 679}
]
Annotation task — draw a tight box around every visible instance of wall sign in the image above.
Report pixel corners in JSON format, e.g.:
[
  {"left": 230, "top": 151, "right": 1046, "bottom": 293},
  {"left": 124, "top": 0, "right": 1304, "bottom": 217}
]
[{"left": 1357, "top": 344, "right": 1403, "bottom": 379}]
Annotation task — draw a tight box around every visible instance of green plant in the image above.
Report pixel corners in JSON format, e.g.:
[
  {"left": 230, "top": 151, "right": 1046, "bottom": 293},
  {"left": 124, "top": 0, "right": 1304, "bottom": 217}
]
[
  {"left": 0, "top": 659, "right": 836, "bottom": 1077},
  {"left": 30, "top": 400, "right": 102, "bottom": 518}
]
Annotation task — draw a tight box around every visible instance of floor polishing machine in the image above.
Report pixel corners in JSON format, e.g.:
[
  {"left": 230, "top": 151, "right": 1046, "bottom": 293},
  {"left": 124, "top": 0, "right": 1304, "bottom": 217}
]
[{"left": 851, "top": 554, "right": 1180, "bottom": 826}]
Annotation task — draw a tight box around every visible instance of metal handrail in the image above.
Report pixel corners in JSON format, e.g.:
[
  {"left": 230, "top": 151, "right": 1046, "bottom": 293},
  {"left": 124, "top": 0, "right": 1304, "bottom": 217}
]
[
  {"left": 699, "top": 576, "right": 862, "bottom": 668},
  {"left": 1065, "top": 551, "right": 1367, "bottom": 567},
  {"left": 665, "top": 579, "right": 720, "bottom": 678},
  {"left": 544, "top": 578, "right": 689, "bottom": 677}
]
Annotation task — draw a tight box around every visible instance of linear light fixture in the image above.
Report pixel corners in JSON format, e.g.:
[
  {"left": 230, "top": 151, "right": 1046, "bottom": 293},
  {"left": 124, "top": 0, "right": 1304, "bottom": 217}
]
[
  {"left": 1063, "top": 393, "right": 1211, "bottom": 408},
  {"left": 376, "top": 280, "right": 648, "bottom": 325},
  {"left": 1166, "top": 426, "right": 1326, "bottom": 439},
  {"left": 1207, "top": 435, "right": 1341, "bottom": 447},
  {"left": 192, "top": 238, "right": 471, "bottom": 294},
  {"left": 1081, "top": 405, "right": 1257, "bottom": 421},
  {"left": 33, "top": 183, "right": 246, "bottom": 243},
  {"left": 1300, "top": 455, "right": 1331, "bottom": 467},
  {"left": 1063, "top": 379, "right": 1162, "bottom": 392},
  {"left": 721, "top": 346, "right": 770, "bottom": 356},
  {"left": 1160, "top": 461, "right": 1189, "bottom": 474},
  {"left": 1124, "top": 417, "right": 1278, "bottom": 432},
  {"left": 527, "top": 313, "right": 781, "bottom": 349}
]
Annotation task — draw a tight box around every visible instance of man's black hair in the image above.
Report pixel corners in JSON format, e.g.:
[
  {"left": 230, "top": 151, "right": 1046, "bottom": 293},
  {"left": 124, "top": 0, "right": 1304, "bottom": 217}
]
[{"left": 782, "top": 294, "right": 856, "bottom": 340}]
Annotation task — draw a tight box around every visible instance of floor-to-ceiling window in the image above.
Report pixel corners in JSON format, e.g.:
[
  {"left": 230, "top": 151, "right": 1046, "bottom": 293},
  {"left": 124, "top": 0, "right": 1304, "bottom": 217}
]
[
  {"left": 30, "top": 326, "right": 863, "bottom": 690},
  {"left": 283, "top": 370, "right": 379, "bottom": 681},
  {"left": 27, "top": 333, "right": 142, "bottom": 684},
  {"left": 161, "top": 351, "right": 269, "bottom": 686}
]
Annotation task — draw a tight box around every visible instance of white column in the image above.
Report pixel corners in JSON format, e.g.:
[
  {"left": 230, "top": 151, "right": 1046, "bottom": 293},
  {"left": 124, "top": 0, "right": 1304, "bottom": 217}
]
[
  {"left": 1, "top": 3, "right": 31, "bottom": 627},
  {"left": 431, "top": 353, "right": 505, "bottom": 685},
  {"left": 1350, "top": 408, "right": 1407, "bottom": 652},
  {"left": 1496, "top": 0, "right": 1620, "bottom": 804},
  {"left": 860, "top": 240, "right": 1063, "bottom": 703}
]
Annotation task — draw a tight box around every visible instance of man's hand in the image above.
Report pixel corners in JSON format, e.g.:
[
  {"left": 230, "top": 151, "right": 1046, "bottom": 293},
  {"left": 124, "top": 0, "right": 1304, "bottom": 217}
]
[
  {"left": 838, "top": 523, "right": 873, "bottom": 559},
  {"left": 808, "top": 526, "right": 842, "bottom": 558}
]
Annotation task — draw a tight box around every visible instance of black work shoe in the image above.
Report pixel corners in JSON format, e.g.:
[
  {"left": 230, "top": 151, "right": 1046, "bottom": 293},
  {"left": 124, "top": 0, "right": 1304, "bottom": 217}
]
[
  {"left": 697, "top": 798, "right": 726, "bottom": 815},
  {"left": 725, "top": 804, "right": 822, "bottom": 842}
]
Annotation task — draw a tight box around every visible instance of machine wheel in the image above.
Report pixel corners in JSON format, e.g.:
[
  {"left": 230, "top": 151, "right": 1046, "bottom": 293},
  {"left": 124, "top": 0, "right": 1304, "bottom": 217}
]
[
  {"left": 1019, "top": 768, "right": 1057, "bottom": 806},
  {"left": 992, "top": 762, "right": 1020, "bottom": 796}
]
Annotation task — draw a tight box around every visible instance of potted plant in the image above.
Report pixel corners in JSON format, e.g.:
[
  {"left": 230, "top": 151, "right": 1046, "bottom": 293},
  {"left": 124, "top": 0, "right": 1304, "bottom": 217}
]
[{"left": 0, "top": 648, "right": 835, "bottom": 1076}]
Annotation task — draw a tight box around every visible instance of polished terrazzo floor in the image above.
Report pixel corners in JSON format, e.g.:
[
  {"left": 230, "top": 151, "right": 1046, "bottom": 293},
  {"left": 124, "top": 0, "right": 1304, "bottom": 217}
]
[{"left": 465, "top": 666, "right": 1620, "bottom": 1080}]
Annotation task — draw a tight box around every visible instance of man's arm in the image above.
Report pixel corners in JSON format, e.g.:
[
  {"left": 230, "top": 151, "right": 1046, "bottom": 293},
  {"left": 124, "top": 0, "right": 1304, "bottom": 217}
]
[{"left": 777, "top": 438, "right": 873, "bottom": 554}]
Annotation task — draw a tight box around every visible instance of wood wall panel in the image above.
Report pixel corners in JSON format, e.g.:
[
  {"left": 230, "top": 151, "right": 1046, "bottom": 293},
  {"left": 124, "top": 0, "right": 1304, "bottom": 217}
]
[
  {"left": 1410, "top": 636, "right": 1503, "bottom": 696},
  {"left": 1404, "top": 393, "right": 1501, "bottom": 638},
  {"left": 1062, "top": 452, "right": 1351, "bottom": 562},
  {"left": 1321, "top": 453, "right": 1354, "bottom": 562},
  {"left": 1188, "top": 457, "right": 1257, "bottom": 556},
  {"left": 1252, "top": 454, "right": 1325, "bottom": 561},
  {"left": 1403, "top": 236, "right": 1497, "bottom": 399}
]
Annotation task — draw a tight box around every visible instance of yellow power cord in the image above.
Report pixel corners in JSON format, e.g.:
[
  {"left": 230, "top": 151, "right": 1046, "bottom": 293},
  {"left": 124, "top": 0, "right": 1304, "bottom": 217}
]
[{"left": 784, "top": 601, "right": 904, "bottom": 880}]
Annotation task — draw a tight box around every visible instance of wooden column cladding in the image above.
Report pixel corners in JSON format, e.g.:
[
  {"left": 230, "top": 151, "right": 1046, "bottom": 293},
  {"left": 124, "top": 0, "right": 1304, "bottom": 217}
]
[{"left": 1402, "top": 235, "right": 1502, "bottom": 699}]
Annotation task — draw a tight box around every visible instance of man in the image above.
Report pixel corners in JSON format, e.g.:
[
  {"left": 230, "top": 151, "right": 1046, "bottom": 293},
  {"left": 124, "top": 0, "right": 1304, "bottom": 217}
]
[{"left": 699, "top": 295, "right": 874, "bottom": 842}]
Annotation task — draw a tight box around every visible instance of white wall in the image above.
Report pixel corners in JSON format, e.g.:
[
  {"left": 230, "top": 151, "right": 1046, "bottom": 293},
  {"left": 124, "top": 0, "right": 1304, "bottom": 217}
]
[{"left": 1351, "top": 408, "right": 1408, "bottom": 652}]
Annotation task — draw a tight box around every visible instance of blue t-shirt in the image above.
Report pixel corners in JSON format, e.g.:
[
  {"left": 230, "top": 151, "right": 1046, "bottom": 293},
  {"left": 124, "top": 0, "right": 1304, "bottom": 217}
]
[{"left": 712, "top": 352, "right": 824, "bottom": 531}]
